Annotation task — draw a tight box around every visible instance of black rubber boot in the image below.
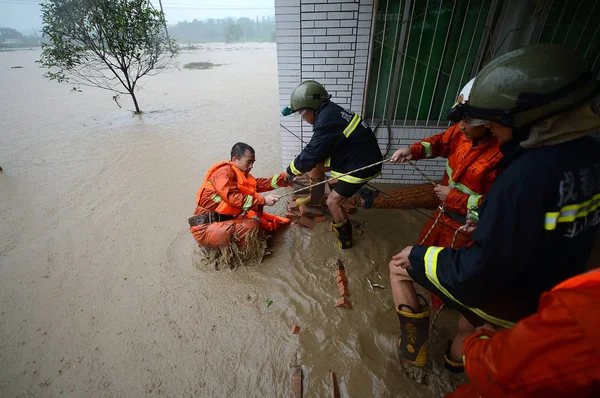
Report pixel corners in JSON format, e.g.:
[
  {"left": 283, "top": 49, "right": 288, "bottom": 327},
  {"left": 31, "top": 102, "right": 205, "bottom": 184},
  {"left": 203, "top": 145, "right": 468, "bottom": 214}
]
[
  {"left": 358, "top": 186, "right": 379, "bottom": 209},
  {"left": 396, "top": 297, "right": 430, "bottom": 368},
  {"left": 444, "top": 340, "right": 465, "bottom": 373},
  {"left": 332, "top": 218, "right": 353, "bottom": 249}
]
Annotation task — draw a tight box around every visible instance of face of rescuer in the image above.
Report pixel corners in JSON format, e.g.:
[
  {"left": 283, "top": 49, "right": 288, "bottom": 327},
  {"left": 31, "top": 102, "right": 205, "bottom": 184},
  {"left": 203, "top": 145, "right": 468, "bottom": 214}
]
[
  {"left": 231, "top": 150, "right": 256, "bottom": 176},
  {"left": 299, "top": 108, "right": 315, "bottom": 125}
]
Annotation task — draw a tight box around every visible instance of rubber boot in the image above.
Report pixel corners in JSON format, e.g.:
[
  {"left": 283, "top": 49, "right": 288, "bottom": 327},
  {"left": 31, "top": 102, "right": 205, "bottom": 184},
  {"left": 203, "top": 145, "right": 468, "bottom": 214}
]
[
  {"left": 444, "top": 340, "right": 465, "bottom": 373},
  {"left": 396, "top": 297, "right": 430, "bottom": 368},
  {"left": 332, "top": 218, "right": 353, "bottom": 249},
  {"left": 357, "top": 186, "right": 379, "bottom": 209}
]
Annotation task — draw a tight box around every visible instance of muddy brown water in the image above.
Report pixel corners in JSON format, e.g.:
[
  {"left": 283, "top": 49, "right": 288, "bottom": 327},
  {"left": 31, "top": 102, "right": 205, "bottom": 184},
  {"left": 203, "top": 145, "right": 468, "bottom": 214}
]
[{"left": 1, "top": 44, "right": 464, "bottom": 397}]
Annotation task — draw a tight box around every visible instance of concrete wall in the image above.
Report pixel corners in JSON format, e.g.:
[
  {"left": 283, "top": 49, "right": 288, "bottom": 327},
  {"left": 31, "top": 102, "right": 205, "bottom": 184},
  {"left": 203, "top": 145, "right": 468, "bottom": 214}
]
[
  {"left": 275, "top": 0, "right": 448, "bottom": 184},
  {"left": 275, "top": 0, "right": 374, "bottom": 169}
]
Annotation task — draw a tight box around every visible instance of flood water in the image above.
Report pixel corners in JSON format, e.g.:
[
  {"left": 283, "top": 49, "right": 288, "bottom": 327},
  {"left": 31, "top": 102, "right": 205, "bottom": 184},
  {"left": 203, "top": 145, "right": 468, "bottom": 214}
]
[{"left": 1, "top": 43, "right": 464, "bottom": 397}]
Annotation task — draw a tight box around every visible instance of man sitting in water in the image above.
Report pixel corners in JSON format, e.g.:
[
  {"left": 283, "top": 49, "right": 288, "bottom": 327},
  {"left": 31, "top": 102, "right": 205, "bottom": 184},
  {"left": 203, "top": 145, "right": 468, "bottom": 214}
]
[{"left": 189, "top": 142, "right": 292, "bottom": 248}]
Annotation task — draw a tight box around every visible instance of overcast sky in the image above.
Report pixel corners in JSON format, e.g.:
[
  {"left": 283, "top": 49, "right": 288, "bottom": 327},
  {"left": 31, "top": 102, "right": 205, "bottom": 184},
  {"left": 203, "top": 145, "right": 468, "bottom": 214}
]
[{"left": 0, "top": 0, "right": 275, "bottom": 34}]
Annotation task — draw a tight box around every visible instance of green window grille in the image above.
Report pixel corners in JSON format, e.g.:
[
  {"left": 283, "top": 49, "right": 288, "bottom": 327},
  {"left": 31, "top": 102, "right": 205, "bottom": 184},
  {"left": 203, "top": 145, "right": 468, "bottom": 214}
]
[{"left": 366, "top": 0, "right": 493, "bottom": 126}]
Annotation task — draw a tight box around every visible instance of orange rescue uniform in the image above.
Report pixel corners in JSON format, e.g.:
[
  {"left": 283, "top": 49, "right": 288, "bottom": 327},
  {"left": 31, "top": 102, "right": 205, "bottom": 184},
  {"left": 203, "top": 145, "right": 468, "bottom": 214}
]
[
  {"left": 410, "top": 124, "right": 502, "bottom": 248},
  {"left": 448, "top": 269, "right": 600, "bottom": 398},
  {"left": 190, "top": 161, "right": 291, "bottom": 248}
]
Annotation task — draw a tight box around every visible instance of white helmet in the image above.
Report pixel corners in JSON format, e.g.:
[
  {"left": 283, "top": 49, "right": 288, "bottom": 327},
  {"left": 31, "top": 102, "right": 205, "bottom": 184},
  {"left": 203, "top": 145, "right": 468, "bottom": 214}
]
[{"left": 447, "top": 78, "right": 488, "bottom": 126}]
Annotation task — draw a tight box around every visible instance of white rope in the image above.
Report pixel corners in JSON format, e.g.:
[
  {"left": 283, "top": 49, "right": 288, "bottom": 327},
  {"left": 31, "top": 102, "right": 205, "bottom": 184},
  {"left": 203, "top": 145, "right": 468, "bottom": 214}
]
[{"left": 419, "top": 204, "right": 445, "bottom": 245}]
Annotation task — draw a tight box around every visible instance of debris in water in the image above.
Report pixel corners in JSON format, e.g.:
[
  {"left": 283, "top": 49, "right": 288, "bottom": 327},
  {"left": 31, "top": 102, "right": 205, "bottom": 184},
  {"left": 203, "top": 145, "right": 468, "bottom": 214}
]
[
  {"left": 298, "top": 215, "right": 315, "bottom": 229},
  {"left": 337, "top": 281, "right": 349, "bottom": 297},
  {"left": 336, "top": 297, "right": 352, "bottom": 309},
  {"left": 367, "top": 277, "right": 386, "bottom": 292},
  {"left": 291, "top": 324, "right": 301, "bottom": 334},
  {"left": 265, "top": 298, "right": 273, "bottom": 307},
  {"left": 183, "top": 62, "right": 221, "bottom": 70},
  {"left": 11, "top": 66, "right": 24, "bottom": 69},
  {"left": 330, "top": 371, "right": 341, "bottom": 398},
  {"left": 290, "top": 366, "right": 302, "bottom": 398},
  {"left": 335, "top": 259, "right": 351, "bottom": 301}
]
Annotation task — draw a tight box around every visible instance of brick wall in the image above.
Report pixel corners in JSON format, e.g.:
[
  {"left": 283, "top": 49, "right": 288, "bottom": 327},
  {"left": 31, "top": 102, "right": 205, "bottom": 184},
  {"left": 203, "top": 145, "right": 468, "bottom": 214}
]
[
  {"left": 377, "top": 127, "right": 449, "bottom": 183},
  {"left": 275, "top": 0, "right": 448, "bottom": 185}
]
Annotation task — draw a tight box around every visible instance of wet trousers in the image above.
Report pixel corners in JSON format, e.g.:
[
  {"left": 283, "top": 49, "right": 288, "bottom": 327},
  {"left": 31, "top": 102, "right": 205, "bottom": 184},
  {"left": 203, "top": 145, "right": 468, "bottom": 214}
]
[{"left": 190, "top": 218, "right": 261, "bottom": 248}]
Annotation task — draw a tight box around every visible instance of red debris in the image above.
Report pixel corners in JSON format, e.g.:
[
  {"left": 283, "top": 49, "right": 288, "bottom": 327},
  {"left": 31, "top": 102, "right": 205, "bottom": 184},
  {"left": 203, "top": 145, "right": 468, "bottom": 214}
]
[
  {"left": 291, "top": 324, "right": 301, "bottom": 334},
  {"left": 336, "top": 297, "right": 353, "bottom": 309},
  {"left": 338, "top": 283, "right": 350, "bottom": 297},
  {"left": 298, "top": 216, "right": 315, "bottom": 229},
  {"left": 299, "top": 205, "right": 324, "bottom": 218}
]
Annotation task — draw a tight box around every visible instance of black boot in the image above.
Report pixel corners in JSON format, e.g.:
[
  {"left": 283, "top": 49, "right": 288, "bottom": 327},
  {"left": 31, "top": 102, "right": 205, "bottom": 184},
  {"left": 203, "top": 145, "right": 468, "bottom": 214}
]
[
  {"left": 332, "top": 218, "right": 352, "bottom": 249},
  {"left": 396, "top": 297, "right": 430, "bottom": 368},
  {"left": 358, "top": 186, "right": 379, "bottom": 209},
  {"left": 444, "top": 340, "right": 465, "bottom": 373}
]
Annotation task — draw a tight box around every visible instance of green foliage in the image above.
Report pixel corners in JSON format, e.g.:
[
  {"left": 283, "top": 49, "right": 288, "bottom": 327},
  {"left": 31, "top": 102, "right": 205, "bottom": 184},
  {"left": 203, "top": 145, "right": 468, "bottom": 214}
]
[
  {"left": 170, "top": 17, "right": 276, "bottom": 43},
  {"left": 224, "top": 23, "right": 243, "bottom": 43},
  {"left": 39, "top": 0, "right": 178, "bottom": 113}
]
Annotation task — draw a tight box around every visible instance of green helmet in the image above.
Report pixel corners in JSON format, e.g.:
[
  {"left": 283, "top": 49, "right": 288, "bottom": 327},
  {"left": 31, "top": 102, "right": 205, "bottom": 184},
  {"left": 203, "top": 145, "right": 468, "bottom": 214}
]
[
  {"left": 289, "top": 80, "right": 331, "bottom": 112},
  {"left": 463, "top": 43, "right": 598, "bottom": 128}
]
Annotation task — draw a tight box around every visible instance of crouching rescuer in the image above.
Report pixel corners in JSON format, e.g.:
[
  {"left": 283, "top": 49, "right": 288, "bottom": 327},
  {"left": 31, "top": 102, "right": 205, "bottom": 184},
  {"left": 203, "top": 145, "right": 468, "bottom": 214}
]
[
  {"left": 189, "top": 142, "right": 292, "bottom": 249},
  {"left": 281, "top": 80, "right": 383, "bottom": 249}
]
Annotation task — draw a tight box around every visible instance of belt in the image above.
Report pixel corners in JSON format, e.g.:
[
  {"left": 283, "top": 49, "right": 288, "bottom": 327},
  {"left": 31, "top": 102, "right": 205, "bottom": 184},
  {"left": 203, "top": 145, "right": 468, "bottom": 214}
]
[
  {"left": 443, "top": 209, "right": 467, "bottom": 224},
  {"left": 188, "top": 212, "right": 235, "bottom": 227}
]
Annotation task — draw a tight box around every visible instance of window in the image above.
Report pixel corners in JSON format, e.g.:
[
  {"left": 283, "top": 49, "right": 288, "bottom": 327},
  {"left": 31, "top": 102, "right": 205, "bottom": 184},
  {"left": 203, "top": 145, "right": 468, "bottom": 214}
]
[
  {"left": 537, "top": 0, "right": 600, "bottom": 76},
  {"left": 365, "top": 0, "right": 492, "bottom": 126}
]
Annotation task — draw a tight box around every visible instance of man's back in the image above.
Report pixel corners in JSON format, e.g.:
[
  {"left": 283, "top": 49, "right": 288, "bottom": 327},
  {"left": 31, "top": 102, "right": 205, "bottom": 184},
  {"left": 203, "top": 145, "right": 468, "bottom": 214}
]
[{"left": 469, "top": 135, "right": 600, "bottom": 313}]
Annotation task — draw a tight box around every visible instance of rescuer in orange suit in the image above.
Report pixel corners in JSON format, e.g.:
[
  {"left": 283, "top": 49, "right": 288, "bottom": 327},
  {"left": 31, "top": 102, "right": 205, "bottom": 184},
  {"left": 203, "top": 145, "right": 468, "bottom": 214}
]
[
  {"left": 189, "top": 142, "right": 292, "bottom": 248},
  {"left": 389, "top": 79, "right": 503, "bottom": 372},
  {"left": 447, "top": 268, "right": 600, "bottom": 398},
  {"left": 391, "top": 79, "right": 502, "bottom": 251}
]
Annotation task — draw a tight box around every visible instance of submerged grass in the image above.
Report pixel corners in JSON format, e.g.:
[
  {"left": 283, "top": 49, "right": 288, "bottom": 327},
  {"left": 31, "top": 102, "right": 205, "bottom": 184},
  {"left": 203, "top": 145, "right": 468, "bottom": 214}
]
[
  {"left": 198, "top": 230, "right": 267, "bottom": 270},
  {"left": 183, "top": 62, "right": 221, "bottom": 70}
]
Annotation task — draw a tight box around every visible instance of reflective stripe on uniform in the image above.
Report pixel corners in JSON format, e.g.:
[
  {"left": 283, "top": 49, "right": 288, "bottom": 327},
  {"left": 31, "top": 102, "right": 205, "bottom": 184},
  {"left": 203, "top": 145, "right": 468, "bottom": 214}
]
[
  {"left": 271, "top": 175, "right": 279, "bottom": 189},
  {"left": 446, "top": 162, "right": 483, "bottom": 211},
  {"left": 342, "top": 114, "right": 361, "bottom": 138},
  {"left": 545, "top": 192, "right": 600, "bottom": 230},
  {"left": 423, "top": 246, "right": 516, "bottom": 329},
  {"left": 289, "top": 160, "right": 302, "bottom": 176},
  {"left": 330, "top": 170, "right": 382, "bottom": 184},
  {"left": 242, "top": 195, "right": 253, "bottom": 211},
  {"left": 211, "top": 194, "right": 222, "bottom": 203},
  {"left": 467, "top": 194, "right": 482, "bottom": 210},
  {"left": 325, "top": 157, "right": 331, "bottom": 167},
  {"left": 421, "top": 142, "right": 432, "bottom": 158}
]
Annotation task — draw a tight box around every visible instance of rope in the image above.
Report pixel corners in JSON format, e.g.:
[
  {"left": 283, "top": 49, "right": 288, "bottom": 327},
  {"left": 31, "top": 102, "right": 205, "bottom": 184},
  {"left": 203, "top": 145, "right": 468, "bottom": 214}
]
[
  {"left": 419, "top": 204, "right": 445, "bottom": 245},
  {"left": 277, "top": 159, "right": 391, "bottom": 199},
  {"left": 407, "top": 159, "right": 437, "bottom": 186},
  {"left": 279, "top": 123, "right": 472, "bottom": 241}
]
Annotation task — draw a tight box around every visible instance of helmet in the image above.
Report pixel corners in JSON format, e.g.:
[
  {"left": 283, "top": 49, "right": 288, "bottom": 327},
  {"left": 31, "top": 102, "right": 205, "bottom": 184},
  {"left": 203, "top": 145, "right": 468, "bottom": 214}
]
[
  {"left": 462, "top": 43, "right": 598, "bottom": 128},
  {"left": 446, "top": 78, "right": 487, "bottom": 126},
  {"left": 288, "top": 80, "right": 331, "bottom": 113}
]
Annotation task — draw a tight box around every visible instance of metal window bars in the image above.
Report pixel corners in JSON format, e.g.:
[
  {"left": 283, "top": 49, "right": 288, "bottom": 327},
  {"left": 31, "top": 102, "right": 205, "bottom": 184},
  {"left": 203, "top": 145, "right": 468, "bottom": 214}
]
[
  {"left": 364, "top": 0, "right": 600, "bottom": 128},
  {"left": 366, "top": 0, "right": 496, "bottom": 127}
]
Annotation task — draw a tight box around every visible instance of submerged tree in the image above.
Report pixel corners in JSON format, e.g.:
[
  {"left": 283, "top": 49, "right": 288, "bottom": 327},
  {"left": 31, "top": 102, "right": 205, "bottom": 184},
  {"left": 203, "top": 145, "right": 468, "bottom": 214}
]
[
  {"left": 224, "top": 23, "right": 243, "bottom": 43},
  {"left": 39, "top": 0, "right": 178, "bottom": 113}
]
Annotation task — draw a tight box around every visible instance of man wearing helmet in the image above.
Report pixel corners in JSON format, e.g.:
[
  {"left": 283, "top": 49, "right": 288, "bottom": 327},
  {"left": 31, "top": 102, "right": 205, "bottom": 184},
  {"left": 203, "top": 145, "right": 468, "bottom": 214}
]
[
  {"left": 389, "top": 44, "right": 600, "bottom": 377},
  {"left": 281, "top": 80, "right": 383, "bottom": 249},
  {"left": 388, "top": 78, "right": 503, "bottom": 373}
]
